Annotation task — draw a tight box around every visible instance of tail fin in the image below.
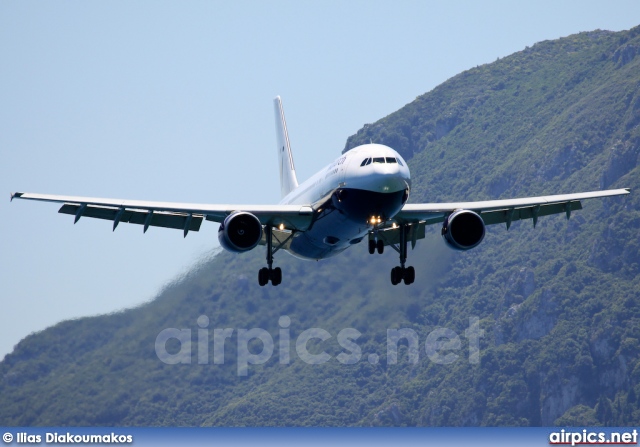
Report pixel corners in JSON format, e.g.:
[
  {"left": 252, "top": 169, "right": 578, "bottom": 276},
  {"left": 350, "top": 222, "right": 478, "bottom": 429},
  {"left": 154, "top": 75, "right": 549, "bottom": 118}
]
[{"left": 274, "top": 96, "right": 299, "bottom": 198}]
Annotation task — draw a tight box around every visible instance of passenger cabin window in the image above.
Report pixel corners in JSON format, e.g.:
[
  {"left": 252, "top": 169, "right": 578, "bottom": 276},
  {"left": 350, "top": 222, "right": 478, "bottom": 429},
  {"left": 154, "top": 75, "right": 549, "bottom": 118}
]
[
  {"left": 386, "top": 157, "right": 397, "bottom": 164},
  {"left": 373, "top": 157, "right": 385, "bottom": 164}
]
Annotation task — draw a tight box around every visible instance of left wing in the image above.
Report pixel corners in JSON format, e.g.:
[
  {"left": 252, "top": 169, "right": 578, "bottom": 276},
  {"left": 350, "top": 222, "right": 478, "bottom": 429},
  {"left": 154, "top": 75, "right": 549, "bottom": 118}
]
[
  {"left": 10, "top": 192, "right": 314, "bottom": 237},
  {"left": 375, "top": 188, "right": 630, "bottom": 247}
]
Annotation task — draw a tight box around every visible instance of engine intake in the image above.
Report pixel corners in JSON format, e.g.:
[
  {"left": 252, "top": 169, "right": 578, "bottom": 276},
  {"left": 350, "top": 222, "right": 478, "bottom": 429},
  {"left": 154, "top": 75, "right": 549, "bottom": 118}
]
[
  {"left": 218, "top": 212, "right": 263, "bottom": 253},
  {"left": 441, "top": 209, "right": 485, "bottom": 251}
]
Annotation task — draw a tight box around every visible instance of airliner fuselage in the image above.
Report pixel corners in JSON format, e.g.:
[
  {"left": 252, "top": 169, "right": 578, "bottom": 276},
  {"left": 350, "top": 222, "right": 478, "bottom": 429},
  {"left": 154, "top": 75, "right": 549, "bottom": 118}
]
[{"left": 281, "top": 144, "right": 410, "bottom": 260}]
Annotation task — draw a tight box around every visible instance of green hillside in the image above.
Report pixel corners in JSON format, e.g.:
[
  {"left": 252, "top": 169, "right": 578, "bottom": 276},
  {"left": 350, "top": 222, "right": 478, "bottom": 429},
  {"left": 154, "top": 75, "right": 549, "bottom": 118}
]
[{"left": 2, "top": 26, "right": 640, "bottom": 426}]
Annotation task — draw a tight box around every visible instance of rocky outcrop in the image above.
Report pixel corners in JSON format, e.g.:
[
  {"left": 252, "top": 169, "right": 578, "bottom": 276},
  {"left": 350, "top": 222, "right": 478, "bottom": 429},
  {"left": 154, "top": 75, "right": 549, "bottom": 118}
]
[
  {"left": 541, "top": 375, "right": 581, "bottom": 425},
  {"left": 600, "top": 141, "right": 639, "bottom": 189},
  {"left": 613, "top": 43, "right": 640, "bottom": 67},
  {"left": 515, "top": 288, "right": 558, "bottom": 342},
  {"left": 372, "top": 402, "right": 403, "bottom": 426}
]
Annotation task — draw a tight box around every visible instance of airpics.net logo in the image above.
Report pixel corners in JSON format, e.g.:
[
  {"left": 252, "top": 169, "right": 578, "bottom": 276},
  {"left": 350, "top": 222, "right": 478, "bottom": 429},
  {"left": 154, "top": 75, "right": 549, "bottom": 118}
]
[
  {"left": 154, "top": 316, "right": 484, "bottom": 376},
  {"left": 549, "top": 429, "right": 638, "bottom": 446}
]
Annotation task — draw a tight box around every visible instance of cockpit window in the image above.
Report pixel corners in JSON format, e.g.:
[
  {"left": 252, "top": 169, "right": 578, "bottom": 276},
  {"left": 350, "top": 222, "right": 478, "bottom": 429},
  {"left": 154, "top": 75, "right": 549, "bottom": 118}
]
[{"left": 362, "top": 156, "right": 403, "bottom": 165}]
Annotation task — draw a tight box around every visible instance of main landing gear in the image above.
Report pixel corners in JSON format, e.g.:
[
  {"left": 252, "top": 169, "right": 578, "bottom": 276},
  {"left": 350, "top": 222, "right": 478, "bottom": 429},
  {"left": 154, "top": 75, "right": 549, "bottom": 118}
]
[
  {"left": 258, "top": 226, "right": 287, "bottom": 286},
  {"left": 391, "top": 224, "right": 415, "bottom": 285},
  {"left": 259, "top": 266, "right": 281, "bottom": 286},
  {"left": 390, "top": 265, "right": 415, "bottom": 285},
  {"left": 370, "top": 225, "right": 415, "bottom": 285}
]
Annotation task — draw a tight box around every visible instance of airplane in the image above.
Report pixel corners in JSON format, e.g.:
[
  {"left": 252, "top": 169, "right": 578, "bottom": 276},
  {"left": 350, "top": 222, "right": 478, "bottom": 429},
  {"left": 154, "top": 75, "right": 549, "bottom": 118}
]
[{"left": 11, "top": 97, "right": 630, "bottom": 286}]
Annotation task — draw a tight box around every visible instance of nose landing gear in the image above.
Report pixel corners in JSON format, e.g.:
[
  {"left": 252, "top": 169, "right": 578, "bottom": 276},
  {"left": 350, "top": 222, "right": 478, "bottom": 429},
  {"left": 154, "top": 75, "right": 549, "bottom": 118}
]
[{"left": 368, "top": 238, "right": 384, "bottom": 254}]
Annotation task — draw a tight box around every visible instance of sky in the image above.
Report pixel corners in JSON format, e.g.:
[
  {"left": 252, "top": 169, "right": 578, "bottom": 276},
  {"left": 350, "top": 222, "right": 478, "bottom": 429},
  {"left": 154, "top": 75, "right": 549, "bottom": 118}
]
[{"left": 1, "top": 1, "right": 639, "bottom": 359}]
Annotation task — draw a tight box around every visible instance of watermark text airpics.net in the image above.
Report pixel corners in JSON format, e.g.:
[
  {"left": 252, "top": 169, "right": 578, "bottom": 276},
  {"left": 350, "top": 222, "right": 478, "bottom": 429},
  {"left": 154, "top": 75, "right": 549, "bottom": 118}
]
[{"left": 155, "top": 316, "right": 484, "bottom": 376}]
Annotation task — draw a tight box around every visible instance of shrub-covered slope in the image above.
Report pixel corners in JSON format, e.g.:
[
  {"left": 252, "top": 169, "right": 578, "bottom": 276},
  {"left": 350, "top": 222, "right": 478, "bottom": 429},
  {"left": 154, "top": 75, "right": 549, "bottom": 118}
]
[{"left": 2, "top": 26, "right": 640, "bottom": 426}]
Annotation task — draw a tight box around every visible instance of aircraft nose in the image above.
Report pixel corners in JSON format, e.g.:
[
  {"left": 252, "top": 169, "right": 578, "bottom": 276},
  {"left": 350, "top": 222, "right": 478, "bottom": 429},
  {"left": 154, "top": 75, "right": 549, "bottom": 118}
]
[
  {"left": 373, "top": 161, "right": 399, "bottom": 174},
  {"left": 373, "top": 163, "right": 408, "bottom": 192}
]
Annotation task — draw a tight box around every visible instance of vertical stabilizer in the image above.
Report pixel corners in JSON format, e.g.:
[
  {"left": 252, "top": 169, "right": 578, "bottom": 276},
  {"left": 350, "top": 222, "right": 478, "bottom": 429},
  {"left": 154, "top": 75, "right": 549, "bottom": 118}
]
[{"left": 274, "top": 96, "right": 299, "bottom": 198}]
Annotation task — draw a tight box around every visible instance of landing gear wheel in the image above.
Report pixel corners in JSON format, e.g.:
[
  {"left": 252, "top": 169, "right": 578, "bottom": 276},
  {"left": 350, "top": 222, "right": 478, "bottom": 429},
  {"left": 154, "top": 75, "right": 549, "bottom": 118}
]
[
  {"left": 403, "top": 266, "right": 415, "bottom": 285},
  {"left": 377, "top": 239, "right": 384, "bottom": 254},
  {"left": 368, "top": 239, "right": 376, "bottom": 254},
  {"left": 389, "top": 224, "right": 417, "bottom": 286},
  {"left": 390, "top": 266, "right": 402, "bottom": 285},
  {"left": 271, "top": 267, "right": 282, "bottom": 286},
  {"left": 260, "top": 226, "right": 283, "bottom": 286},
  {"left": 258, "top": 267, "right": 269, "bottom": 286},
  {"left": 390, "top": 266, "right": 416, "bottom": 285},
  {"left": 258, "top": 267, "right": 282, "bottom": 286}
]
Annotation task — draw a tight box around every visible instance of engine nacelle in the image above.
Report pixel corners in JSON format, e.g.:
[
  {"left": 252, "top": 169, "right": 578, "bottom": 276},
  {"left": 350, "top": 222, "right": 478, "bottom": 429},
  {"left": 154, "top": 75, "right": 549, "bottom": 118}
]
[
  {"left": 218, "top": 212, "right": 263, "bottom": 253},
  {"left": 441, "top": 209, "right": 485, "bottom": 251}
]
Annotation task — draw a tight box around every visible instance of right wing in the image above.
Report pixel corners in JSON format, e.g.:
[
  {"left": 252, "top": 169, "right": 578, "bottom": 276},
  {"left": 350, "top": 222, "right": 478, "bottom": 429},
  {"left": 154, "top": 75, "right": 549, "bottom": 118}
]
[
  {"left": 374, "top": 188, "right": 630, "bottom": 247},
  {"left": 10, "top": 192, "right": 314, "bottom": 237},
  {"left": 395, "top": 188, "right": 631, "bottom": 226}
]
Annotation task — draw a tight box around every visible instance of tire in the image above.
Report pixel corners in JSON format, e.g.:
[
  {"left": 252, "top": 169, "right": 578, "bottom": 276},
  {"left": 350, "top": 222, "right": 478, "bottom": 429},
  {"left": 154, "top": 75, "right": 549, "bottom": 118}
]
[
  {"left": 271, "top": 267, "right": 282, "bottom": 286},
  {"left": 258, "top": 268, "right": 269, "bottom": 286},
  {"left": 368, "top": 239, "right": 376, "bottom": 254},
  {"left": 404, "top": 266, "right": 415, "bottom": 285},
  {"left": 391, "top": 266, "right": 402, "bottom": 285},
  {"left": 377, "top": 239, "right": 384, "bottom": 254}
]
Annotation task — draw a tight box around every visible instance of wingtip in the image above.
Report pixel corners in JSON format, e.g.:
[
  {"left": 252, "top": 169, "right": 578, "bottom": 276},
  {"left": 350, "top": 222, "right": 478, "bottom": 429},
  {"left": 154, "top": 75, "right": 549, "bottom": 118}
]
[{"left": 10, "top": 192, "right": 22, "bottom": 202}]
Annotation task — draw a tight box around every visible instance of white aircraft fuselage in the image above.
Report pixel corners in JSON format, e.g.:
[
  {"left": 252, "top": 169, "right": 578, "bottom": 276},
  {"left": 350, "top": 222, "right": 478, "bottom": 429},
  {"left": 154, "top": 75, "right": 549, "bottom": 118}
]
[{"left": 280, "top": 144, "right": 410, "bottom": 260}]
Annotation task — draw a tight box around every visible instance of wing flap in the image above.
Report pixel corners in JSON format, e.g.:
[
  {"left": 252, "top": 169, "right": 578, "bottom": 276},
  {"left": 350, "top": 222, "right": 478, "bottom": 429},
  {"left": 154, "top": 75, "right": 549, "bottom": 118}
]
[
  {"left": 480, "top": 201, "right": 582, "bottom": 226},
  {"left": 205, "top": 208, "right": 313, "bottom": 231},
  {"left": 59, "top": 204, "right": 204, "bottom": 232}
]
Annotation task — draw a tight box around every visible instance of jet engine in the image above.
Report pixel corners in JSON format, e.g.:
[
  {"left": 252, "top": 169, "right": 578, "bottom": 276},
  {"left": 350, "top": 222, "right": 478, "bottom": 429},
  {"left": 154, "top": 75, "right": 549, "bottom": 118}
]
[
  {"left": 218, "top": 212, "right": 263, "bottom": 253},
  {"left": 441, "top": 209, "right": 485, "bottom": 250}
]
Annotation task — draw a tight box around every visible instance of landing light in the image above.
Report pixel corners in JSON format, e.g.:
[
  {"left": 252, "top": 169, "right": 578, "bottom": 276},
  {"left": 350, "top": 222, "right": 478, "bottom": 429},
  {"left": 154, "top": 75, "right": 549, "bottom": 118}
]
[{"left": 279, "top": 223, "right": 285, "bottom": 230}]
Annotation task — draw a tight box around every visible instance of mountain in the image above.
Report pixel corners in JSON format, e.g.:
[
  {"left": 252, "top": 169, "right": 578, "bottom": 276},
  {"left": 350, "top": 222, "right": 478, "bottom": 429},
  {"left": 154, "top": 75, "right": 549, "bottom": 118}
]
[{"left": 2, "top": 26, "right": 640, "bottom": 427}]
